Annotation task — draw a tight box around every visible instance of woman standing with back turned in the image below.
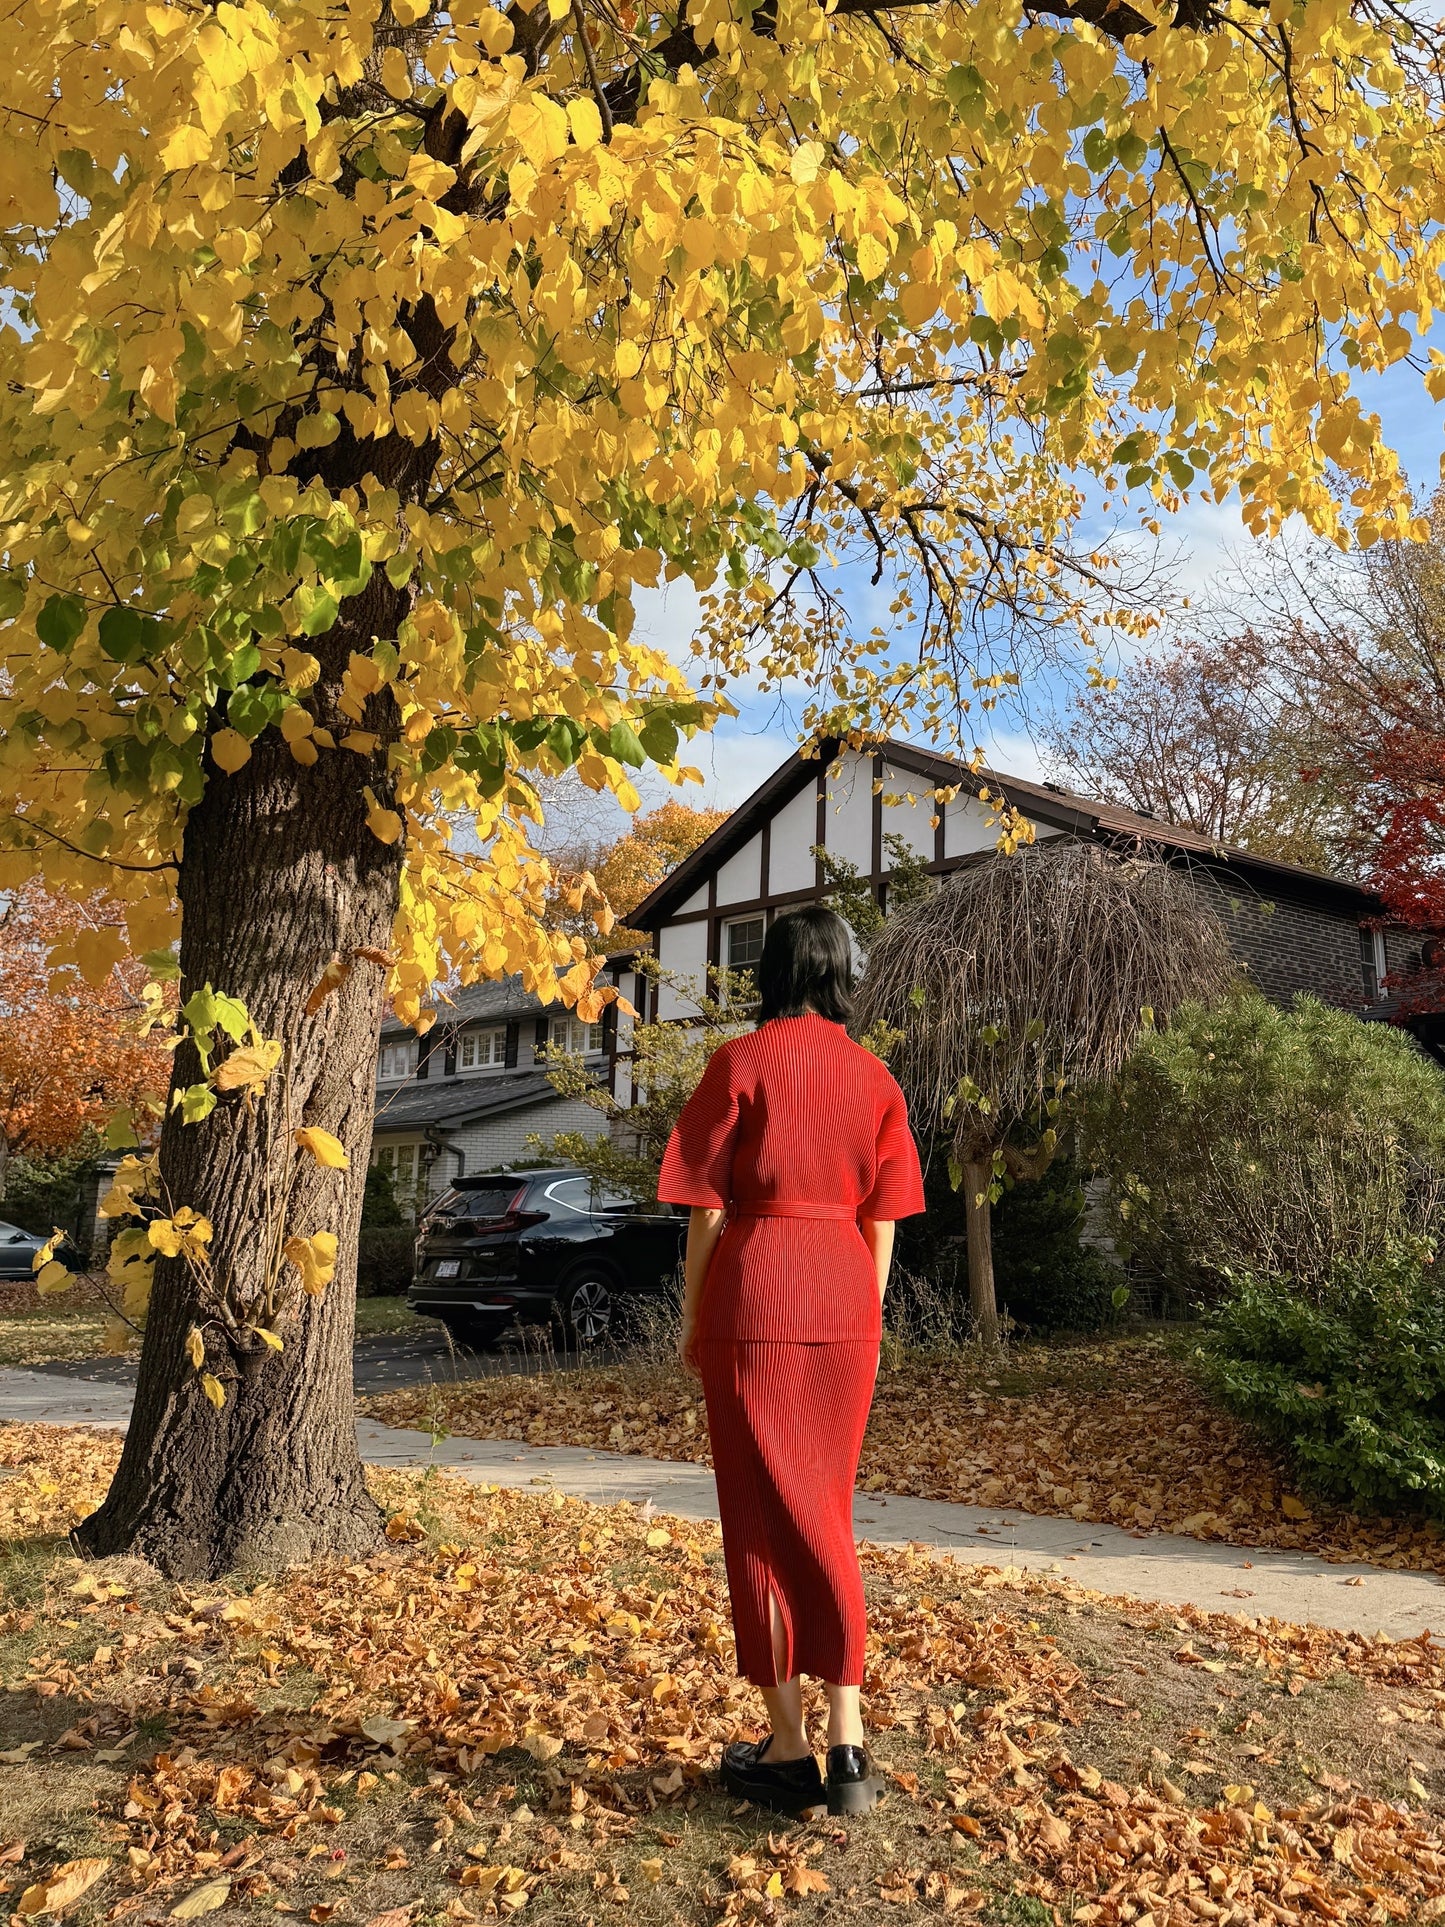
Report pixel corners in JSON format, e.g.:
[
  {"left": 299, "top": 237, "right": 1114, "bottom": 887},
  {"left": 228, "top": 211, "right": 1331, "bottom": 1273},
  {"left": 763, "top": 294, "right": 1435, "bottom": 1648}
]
[{"left": 658, "top": 904, "right": 925, "bottom": 1818}]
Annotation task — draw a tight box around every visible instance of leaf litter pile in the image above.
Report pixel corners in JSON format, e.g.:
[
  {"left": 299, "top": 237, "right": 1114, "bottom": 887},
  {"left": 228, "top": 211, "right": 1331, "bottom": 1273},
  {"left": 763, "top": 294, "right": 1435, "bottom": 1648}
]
[
  {"left": 365, "top": 1339, "right": 1445, "bottom": 1576},
  {"left": 4, "top": 1423, "right": 1445, "bottom": 1927}
]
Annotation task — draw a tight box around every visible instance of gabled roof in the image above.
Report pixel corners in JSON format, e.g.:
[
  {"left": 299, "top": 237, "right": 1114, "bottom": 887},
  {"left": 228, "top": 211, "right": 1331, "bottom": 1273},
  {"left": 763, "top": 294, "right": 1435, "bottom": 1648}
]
[
  {"left": 630, "top": 735, "right": 1381, "bottom": 929},
  {"left": 371, "top": 1068, "right": 559, "bottom": 1134}
]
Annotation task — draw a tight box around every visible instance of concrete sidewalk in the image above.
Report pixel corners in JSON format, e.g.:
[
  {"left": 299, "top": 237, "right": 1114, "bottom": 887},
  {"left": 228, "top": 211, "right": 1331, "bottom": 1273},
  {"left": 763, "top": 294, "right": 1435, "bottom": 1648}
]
[{"left": 4, "top": 1366, "right": 1441, "bottom": 1640}]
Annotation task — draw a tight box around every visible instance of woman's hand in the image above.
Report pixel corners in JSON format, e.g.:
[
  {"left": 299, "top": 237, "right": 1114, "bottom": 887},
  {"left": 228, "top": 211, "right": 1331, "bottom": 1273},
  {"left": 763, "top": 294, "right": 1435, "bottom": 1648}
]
[
  {"left": 678, "top": 1309, "right": 703, "bottom": 1380},
  {"left": 678, "top": 1206, "right": 725, "bottom": 1380}
]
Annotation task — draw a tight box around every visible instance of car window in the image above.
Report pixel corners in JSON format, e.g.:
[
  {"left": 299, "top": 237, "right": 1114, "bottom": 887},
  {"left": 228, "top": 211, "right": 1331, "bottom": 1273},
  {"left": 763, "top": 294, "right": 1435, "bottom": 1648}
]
[
  {"left": 543, "top": 1178, "right": 636, "bottom": 1216},
  {"left": 430, "top": 1186, "right": 518, "bottom": 1222},
  {"left": 0, "top": 1221, "right": 28, "bottom": 1239}
]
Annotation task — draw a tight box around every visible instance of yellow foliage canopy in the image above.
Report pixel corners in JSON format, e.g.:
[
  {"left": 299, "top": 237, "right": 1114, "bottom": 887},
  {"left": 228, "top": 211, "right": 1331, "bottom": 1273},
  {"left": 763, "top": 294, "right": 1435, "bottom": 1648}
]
[{"left": 0, "top": 0, "right": 1438, "bottom": 1017}]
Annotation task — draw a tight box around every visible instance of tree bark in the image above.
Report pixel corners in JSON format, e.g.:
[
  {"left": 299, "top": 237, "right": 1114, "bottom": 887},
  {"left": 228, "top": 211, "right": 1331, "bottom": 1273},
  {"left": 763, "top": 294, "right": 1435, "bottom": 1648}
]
[
  {"left": 961, "top": 1156, "right": 1001, "bottom": 1350},
  {"left": 76, "top": 581, "right": 406, "bottom": 1579}
]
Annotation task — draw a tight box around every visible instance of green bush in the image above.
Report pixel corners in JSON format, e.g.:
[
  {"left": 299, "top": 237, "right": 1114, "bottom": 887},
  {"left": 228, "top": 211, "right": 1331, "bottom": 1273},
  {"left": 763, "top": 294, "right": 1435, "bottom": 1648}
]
[
  {"left": 361, "top": 1162, "right": 404, "bottom": 1228},
  {"left": 991, "top": 1158, "right": 1127, "bottom": 1334},
  {"left": 356, "top": 1226, "right": 416, "bottom": 1298},
  {"left": 1204, "top": 1257, "right": 1445, "bottom": 1518},
  {"left": 1, "top": 1139, "right": 97, "bottom": 1257},
  {"left": 895, "top": 1146, "right": 1126, "bottom": 1335},
  {"left": 1087, "top": 990, "right": 1445, "bottom": 1298}
]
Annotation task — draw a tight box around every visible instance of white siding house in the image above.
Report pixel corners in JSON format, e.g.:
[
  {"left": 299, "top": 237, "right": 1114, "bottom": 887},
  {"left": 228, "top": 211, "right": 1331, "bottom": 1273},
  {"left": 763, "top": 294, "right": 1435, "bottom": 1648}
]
[{"left": 369, "top": 975, "right": 622, "bottom": 1217}]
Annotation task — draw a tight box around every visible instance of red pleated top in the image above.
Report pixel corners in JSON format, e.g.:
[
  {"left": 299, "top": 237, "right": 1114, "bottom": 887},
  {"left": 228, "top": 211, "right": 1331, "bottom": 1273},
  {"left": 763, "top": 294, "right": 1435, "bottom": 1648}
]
[{"left": 658, "top": 1014, "right": 926, "bottom": 1342}]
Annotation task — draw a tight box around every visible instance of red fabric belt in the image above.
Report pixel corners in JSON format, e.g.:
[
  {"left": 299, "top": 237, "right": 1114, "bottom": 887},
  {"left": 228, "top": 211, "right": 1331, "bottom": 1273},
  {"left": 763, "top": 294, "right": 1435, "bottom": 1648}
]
[{"left": 730, "top": 1200, "right": 859, "bottom": 1221}]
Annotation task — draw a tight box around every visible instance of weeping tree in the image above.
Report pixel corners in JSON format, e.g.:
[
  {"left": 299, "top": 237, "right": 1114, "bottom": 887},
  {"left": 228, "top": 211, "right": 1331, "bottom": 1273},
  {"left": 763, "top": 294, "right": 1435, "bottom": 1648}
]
[{"left": 855, "top": 841, "right": 1235, "bottom": 1346}]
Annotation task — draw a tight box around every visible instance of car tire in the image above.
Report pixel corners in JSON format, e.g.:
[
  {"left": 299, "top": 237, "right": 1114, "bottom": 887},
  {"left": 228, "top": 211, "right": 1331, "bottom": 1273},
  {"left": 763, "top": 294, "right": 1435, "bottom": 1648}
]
[
  {"left": 555, "top": 1269, "right": 616, "bottom": 1349},
  {"left": 438, "top": 1312, "right": 511, "bottom": 1352}
]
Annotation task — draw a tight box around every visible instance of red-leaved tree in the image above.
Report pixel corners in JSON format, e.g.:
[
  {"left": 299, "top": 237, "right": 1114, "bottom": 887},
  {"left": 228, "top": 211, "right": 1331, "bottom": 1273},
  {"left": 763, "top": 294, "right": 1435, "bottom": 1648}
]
[{"left": 0, "top": 886, "right": 170, "bottom": 1197}]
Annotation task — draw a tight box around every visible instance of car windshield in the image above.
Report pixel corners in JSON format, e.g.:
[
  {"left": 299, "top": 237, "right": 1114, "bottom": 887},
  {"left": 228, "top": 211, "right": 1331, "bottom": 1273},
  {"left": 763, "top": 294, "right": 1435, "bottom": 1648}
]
[{"left": 0, "top": 1221, "right": 28, "bottom": 1239}]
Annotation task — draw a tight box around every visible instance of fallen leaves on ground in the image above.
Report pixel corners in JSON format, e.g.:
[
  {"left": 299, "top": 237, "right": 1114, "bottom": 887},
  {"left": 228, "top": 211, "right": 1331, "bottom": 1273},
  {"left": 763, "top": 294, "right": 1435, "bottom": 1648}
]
[
  {"left": 365, "top": 1337, "right": 1445, "bottom": 1574},
  {"left": 2, "top": 1422, "right": 1445, "bottom": 1925},
  {"left": 0, "top": 1423, "right": 121, "bottom": 1544}
]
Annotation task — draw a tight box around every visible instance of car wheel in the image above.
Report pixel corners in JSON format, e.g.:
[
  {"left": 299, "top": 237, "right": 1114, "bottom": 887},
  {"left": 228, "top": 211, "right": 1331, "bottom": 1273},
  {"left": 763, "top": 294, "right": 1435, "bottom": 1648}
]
[
  {"left": 438, "top": 1312, "right": 511, "bottom": 1352},
  {"left": 556, "top": 1271, "right": 615, "bottom": 1349}
]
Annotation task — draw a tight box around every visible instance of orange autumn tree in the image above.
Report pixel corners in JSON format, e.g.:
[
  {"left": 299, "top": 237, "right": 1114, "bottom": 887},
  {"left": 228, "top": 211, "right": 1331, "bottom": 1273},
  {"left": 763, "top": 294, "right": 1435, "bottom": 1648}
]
[
  {"left": 1, "top": 0, "right": 1443, "bottom": 1575},
  {"left": 593, "top": 799, "right": 729, "bottom": 943},
  {"left": 0, "top": 887, "right": 169, "bottom": 1197}
]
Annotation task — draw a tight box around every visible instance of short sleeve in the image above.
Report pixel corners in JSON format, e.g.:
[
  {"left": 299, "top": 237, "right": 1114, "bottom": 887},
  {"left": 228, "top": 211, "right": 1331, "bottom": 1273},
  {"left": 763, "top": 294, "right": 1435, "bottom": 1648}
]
[
  {"left": 859, "top": 1079, "right": 925, "bottom": 1220},
  {"left": 658, "top": 1045, "right": 742, "bottom": 1209}
]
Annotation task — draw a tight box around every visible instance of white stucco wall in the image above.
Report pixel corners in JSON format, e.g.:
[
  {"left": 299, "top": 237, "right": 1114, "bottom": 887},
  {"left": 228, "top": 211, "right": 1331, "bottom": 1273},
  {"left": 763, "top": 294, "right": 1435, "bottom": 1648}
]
[
  {"left": 822, "top": 751, "right": 875, "bottom": 871},
  {"left": 654, "top": 919, "right": 710, "bottom": 1019}
]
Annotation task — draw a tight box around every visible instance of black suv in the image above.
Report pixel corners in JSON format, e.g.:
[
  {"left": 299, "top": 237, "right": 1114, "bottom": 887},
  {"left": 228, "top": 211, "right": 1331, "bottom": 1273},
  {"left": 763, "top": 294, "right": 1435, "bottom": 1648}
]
[{"left": 409, "top": 1166, "right": 686, "bottom": 1348}]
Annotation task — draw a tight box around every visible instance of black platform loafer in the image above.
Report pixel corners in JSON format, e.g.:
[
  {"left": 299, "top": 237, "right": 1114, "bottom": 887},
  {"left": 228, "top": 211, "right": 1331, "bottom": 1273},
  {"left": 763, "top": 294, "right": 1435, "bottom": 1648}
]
[
  {"left": 826, "top": 1743, "right": 884, "bottom": 1816},
  {"left": 719, "top": 1734, "right": 825, "bottom": 1816}
]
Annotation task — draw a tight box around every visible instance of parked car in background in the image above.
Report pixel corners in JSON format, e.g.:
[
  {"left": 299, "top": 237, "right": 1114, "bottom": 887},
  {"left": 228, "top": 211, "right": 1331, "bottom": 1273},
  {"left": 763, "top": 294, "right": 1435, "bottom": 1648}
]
[
  {"left": 0, "top": 1220, "right": 86, "bottom": 1280},
  {"left": 409, "top": 1167, "right": 686, "bottom": 1348}
]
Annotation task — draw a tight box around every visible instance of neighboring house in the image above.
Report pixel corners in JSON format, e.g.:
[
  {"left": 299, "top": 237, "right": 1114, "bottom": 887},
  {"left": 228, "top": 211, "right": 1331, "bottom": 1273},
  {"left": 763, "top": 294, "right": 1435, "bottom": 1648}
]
[
  {"left": 615, "top": 737, "right": 1413, "bottom": 1093},
  {"left": 370, "top": 971, "right": 629, "bottom": 1217}
]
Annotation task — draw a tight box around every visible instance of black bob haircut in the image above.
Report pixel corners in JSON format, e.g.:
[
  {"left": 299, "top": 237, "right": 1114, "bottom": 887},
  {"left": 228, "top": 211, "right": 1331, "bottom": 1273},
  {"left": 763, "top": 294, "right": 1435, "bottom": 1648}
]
[{"left": 756, "top": 903, "right": 855, "bottom": 1025}]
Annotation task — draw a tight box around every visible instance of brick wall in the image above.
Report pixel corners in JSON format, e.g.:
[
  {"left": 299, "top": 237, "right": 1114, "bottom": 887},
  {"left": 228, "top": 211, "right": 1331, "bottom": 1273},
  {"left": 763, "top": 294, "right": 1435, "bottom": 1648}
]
[{"left": 1185, "top": 868, "right": 1373, "bottom": 1009}]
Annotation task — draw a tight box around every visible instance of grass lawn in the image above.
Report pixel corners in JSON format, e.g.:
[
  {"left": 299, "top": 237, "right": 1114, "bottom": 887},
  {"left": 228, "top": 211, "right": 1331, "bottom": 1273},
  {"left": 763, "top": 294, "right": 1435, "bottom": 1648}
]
[
  {"left": 364, "top": 1333, "right": 1445, "bottom": 1579},
  {"left": 0, "top": 1295, "right": 421, "bottom": 1369},
  {"left": 1, "top": 1422, "right": 1443, "bottom": 1926}
]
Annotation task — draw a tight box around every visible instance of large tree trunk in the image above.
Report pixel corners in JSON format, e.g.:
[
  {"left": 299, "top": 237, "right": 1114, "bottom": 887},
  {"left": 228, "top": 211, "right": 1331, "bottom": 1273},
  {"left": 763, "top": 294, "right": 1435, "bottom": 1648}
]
[
  {"left": 961, "top": 1156, "right": 1001, "bottom": 1350},
  {"left": 77, "top": 584, "right": 406, "bottom": 1579}
]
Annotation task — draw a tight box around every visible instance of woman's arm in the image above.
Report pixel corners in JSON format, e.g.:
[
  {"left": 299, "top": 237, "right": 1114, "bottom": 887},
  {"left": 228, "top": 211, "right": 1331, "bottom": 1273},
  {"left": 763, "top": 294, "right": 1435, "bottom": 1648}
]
[
  {"left": 859, "top": 1218, "right": 896, "bottom": 1308},
  {"left": 678, "top": 1205, "right": 726, "bottom": 1378}
]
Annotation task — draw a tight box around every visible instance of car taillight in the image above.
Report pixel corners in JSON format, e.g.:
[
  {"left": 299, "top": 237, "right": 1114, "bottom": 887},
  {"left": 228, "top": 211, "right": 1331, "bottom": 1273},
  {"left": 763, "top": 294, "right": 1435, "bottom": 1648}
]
[{"left": 481, "top": 1207, "right": 547, "bottom": 1233}]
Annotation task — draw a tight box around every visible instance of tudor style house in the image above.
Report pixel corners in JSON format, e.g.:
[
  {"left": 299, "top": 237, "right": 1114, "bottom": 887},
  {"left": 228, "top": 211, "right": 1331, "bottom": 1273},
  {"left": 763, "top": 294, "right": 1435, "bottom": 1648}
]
[
  {"left": 369, "top": 972, "right": 628, "bottom": 1217},
  {"left": 609, "top": 736, "right": 1410, "bottom": 1101}
]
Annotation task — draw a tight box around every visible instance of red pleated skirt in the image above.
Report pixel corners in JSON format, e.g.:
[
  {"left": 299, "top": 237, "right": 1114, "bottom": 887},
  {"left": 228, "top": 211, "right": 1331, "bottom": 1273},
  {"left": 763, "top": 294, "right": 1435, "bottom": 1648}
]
[{"left": 698, "top": 1338, "right": 877, "bottom": 1687}]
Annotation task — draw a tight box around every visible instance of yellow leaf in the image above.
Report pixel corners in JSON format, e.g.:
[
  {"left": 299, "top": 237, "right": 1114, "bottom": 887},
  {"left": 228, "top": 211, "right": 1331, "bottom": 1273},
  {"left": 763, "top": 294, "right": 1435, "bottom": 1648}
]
[
  {"left": 306, "top": 956, "right": 351, "bottom": 1013},
  {"left": 35, "top": 1260, "right": 73, "bottom": 1294},
  {"left": 186, "top": 1325, "right": 205, "bottom": 1369},
  {"left": 295, "top": 1126, "right": 350, "bottom": 1168},
  {"left": 790, "top": 140, "right": 826, "bottom": 184},
  {"left": 566, "top": 97, "right": 603, "bottom": 150},
  {"left": 213, "top": 1038, "right": 282, "bottom": 1091},
  {"left": 170, "top": 1878, "right": 231, "bottom": 1918},
  {"left": 209, "top": 728, "right": 251, "bottom": 774},
  {"left": 18, "top": 1859, "right": 112, "bottom": 1916},
  {"left": 199, "top": 1373, "right": 226, "bottom": 1411},
  {"left": 1281, "top": 1495, "right": 1310, "bottom": 1520},
  {"left": 645, "top": 1527, "right": 671, "bottom": 1548},
  {"left": 160, "top": 125, "right": 211, "bottom": 170},
  {"left": 509, "top": 94, "right": 569, "bottom": 169},
  {"left": 380, "top": 46, "right": 413, "bottom": 99},
  {"left": 284, "top": 1230, "right": 338, "bottom": 1295},
  {"left": 252, "top": 1325, "right": 284, "bottom": 1351},
  {"left": 638, "top": 1859, "right": 663, "bottom": 1885}
]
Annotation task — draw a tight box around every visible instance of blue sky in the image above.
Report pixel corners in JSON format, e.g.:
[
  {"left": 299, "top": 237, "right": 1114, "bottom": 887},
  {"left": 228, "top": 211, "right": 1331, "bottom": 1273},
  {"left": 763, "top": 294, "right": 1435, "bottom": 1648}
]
[{"left": 613, "top": 341, "right": 1445, "bottom": 826}]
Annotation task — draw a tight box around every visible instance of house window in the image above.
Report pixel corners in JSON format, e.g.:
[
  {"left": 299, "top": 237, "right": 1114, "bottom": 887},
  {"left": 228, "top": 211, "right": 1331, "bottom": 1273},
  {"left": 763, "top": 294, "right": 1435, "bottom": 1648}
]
[
  {"left": 374, "top": 1140, "right": 424, "bottom": 1213},
  {"left": 725, "top": 916, "right": 766, "bottom": 971},
  {"left": 459, "top": 1025, "right": 507, "bottom": 1071},
  {"left": 551, "top": 1014, "right": 604, "bottom": 1055},
  {"left": 377, "top": 1039, "right": 417, "bottom": 1083},
  {"left": 1359, "top": 926, "right": 1387, "bottom": 1002}
]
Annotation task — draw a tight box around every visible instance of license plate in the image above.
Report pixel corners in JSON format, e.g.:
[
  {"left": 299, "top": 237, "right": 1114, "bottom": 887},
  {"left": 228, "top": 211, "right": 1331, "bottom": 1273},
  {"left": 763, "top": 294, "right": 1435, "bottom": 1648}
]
[{"left": 434, "top": 1259, "right": 460, "bottom": 1278}]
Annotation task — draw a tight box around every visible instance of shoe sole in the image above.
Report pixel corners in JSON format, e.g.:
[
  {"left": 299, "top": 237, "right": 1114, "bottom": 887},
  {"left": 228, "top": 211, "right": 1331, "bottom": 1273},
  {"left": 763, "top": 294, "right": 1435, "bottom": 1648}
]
[
  {"left": 719, "top": 1763, "right": 825, "bottom": 1817},
  {"left": 827, "top": 1775, "right": 884, "bottom": 1816}
]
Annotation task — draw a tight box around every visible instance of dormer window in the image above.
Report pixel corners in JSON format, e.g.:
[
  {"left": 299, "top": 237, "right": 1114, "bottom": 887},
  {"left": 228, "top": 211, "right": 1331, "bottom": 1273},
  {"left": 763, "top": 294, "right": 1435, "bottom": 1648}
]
[
  {"left": 458, "top": 1025, "right": 508, "bottom": 1071},
  {"left": 378, "top": 1039, "right": 417, "bottom": 1083}
]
